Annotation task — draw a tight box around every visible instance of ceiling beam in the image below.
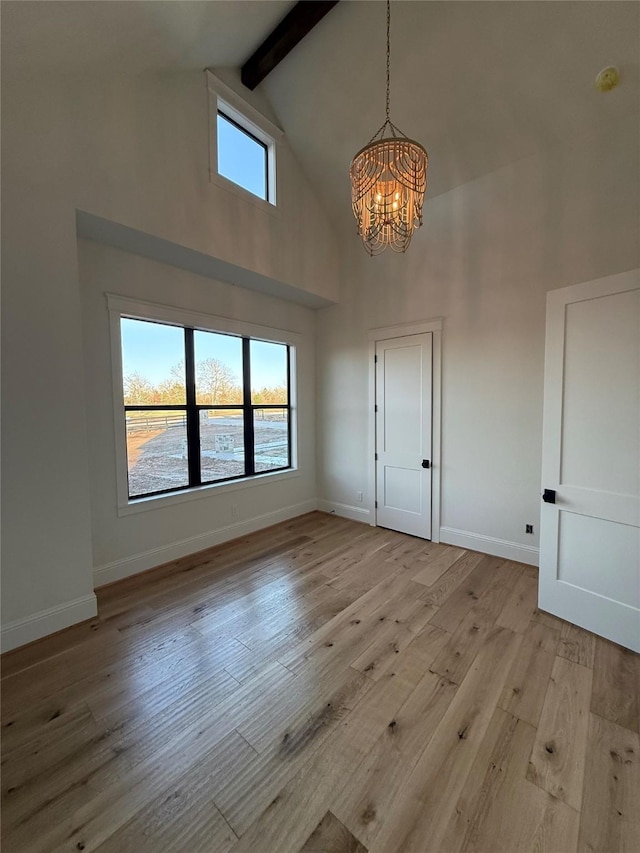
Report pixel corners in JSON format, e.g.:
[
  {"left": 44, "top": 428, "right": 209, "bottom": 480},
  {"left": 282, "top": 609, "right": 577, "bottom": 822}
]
[{"left": 241, "top": 1, "right": 339, "bottom": 91}]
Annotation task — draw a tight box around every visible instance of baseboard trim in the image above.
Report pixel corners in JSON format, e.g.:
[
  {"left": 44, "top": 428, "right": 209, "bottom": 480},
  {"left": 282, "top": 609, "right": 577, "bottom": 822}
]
[
  {"left": 1, "top": 593, "right": 98, "bottom": 653},
  {"left": 93, "top": 499, "right": 318, "bottom": 587},
  {"left": 317, "top": 500, "right": 371, "bottom": 524},
  {"left": 440, "top": 526, "right": 539, "bottom": 567}
]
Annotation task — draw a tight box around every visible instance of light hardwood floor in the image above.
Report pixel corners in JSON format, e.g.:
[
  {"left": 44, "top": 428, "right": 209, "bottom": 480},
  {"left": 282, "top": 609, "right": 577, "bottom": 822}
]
[{"left": 2, "top": 512, "right": 639, "bottom": 853}]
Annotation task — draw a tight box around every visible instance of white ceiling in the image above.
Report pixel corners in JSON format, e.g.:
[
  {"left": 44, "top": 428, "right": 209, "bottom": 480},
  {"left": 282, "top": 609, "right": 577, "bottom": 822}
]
[
  {"left": 3, "top": 1, "right": 638, "bottom": 227},
  {"left": 262, "top": 1, "right": 639, "bottom": 221},
  {"left": 0, "top": 1, "right": 294, "bottom": 80}
]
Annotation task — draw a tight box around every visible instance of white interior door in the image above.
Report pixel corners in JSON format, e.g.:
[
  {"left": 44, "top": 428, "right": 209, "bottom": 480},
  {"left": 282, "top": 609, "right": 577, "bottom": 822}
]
[
  {"left": 540, "top": 270, "right": 640, "bottom": 652},
  {"left": 375, "top": 333, "right": 432, "bottom": 539}
]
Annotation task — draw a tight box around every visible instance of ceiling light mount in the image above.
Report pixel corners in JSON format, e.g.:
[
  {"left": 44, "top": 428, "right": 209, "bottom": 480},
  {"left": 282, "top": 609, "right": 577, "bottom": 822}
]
[{"left": 349, "top": 0, "right": 428, "bottom": 256}]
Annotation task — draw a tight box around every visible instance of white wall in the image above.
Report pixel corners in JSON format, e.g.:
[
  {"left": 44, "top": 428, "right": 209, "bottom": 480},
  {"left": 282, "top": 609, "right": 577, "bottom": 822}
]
[
  {"left": 3, "top": 50, "right": 638, "bottom": 651},
  {"left": 78, "top": 240, "right": 317, "bottom": 585},
  {"left": 317, "top": 113, "right": 640, "bottom": 564},
  {"left": 1, "top": 68, "right": 339, "bottom": 649}
]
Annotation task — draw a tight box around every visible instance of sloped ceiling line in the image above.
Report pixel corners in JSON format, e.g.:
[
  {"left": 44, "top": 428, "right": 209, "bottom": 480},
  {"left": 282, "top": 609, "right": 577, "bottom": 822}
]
[{"left": 241, "top": 0, "right": 339, "bottom": 90}]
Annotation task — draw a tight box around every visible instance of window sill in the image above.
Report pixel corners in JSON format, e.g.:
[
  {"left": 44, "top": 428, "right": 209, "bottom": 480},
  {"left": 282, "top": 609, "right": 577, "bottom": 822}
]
[
  {"left": 116, "top": 467, "right": 300, "bottom": 517},
  {"left": 208, "top": 170, "right": 280, "bottom": 219}
]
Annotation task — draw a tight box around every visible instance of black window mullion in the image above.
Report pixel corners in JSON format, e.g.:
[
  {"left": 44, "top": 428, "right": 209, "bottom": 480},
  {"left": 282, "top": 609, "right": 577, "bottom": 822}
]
[
  {"left": 242, "top": 337, "right": 255, "bottom": 476},
  {"left": 184, "top": 328, "right": 201, "bottom": 487}
]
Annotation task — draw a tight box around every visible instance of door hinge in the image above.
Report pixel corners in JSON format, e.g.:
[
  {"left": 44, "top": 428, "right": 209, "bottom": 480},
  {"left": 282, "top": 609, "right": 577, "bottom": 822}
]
[
  {"left": 374, "top": 404, "right": 378, "bottom": 412},
  {"left": 374, "top": 354, "right": 378, "bottom": 363},
  {"left": 375, "top": 453, "right": 378, "bottom": 461},
  {"left": 375, "top": 500, "right": 378, "bottom": 509}
]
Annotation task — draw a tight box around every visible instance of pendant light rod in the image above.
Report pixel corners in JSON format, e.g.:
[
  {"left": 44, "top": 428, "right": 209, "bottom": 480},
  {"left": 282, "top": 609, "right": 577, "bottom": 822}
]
[
  {"left": 385, "top": 0, "right": 391, "bottom": 123},
  {"left": 370, "top": 1, "right": 400, "bottom": 142}
]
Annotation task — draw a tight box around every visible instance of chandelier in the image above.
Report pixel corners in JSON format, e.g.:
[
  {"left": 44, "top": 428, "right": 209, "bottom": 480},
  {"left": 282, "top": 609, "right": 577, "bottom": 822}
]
[{"left": 350, "top": 0, "right": 428, "bottom": 256}]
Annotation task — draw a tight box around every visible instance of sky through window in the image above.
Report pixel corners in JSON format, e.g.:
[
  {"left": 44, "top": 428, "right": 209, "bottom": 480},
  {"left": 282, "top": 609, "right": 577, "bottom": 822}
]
[
  {"left": 121, "top": 319, "right": 287, "bottom": 389},
  {"left": 217, "top": 112, "right": 267, "bottom": 200}
]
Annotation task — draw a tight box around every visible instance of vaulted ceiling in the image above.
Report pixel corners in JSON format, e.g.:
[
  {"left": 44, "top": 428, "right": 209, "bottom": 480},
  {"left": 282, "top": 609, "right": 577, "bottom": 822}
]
[
  {"left": 3, "top": 1, "right": 638, "bottom": 230},
  {"left": 261, "top": 1, "right": 638, "bottom": 226},
  {"left": 0, "top": 1, "right": 293, "bottom": 80}
]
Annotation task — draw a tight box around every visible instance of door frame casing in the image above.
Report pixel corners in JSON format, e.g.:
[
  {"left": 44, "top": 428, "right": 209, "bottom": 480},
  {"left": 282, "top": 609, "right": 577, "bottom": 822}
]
[{"left": 368, "top": 318, "right": 443, "bottom": 542}]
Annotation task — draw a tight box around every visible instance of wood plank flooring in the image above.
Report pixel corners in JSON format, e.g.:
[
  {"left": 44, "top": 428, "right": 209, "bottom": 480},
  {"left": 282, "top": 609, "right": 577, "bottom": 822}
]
[{"left": 2, "top": 512, "right": 639, "bottom": 853}]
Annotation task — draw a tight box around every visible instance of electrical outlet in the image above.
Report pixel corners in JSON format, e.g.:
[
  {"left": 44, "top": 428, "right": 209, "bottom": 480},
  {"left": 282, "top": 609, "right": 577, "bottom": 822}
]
[
  {"left": 356, "top": 491, "right": 363, "bottom": 503},
  {"left": 525, "top": 524, "right": 534, "bottom": 534},
  {"left": 232, "top": 504, "right": 238, "bottom": 518}
]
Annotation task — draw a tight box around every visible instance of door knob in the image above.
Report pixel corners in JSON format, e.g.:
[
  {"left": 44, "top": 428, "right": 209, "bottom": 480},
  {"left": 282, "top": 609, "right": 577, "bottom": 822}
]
[
  {"left": 542, "top": 488, "right": 556, "bottom": 504},
  {"left": 422, "top": 460, "right": 430, "bottom": 469}
]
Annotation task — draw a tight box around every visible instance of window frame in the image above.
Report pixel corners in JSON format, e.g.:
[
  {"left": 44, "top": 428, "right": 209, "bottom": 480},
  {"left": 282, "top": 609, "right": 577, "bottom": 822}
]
[
  {"left": 108, "top": 294, "right": 299, "bottom": 516},
  {"left": 207, "top": 70, "right": 282, "bottom": 210},
  {"left": 216, "top": 110, "right": 269, "bottom": 203}
]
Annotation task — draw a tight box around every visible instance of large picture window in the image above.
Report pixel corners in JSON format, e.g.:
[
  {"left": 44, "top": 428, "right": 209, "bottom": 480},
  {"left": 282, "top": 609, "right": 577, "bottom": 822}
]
[{"left": 120, "top": 317, "right": 291, "bottom": 500}]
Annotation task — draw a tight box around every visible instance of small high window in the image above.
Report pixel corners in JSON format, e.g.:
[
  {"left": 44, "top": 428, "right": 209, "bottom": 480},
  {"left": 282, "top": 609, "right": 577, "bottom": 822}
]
[
  {"left": 217, "top": 111, "right": 268, "bottom": 201},
  {"left": 207, "top": 72, "right": 280, "bottom": 207}
]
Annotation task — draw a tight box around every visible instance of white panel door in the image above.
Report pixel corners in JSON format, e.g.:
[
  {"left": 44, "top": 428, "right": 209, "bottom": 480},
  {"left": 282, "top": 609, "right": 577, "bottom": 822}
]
[
  {"left": 540, "top": 270, "right": 640, "bottom": 652},
  {"left": 376, "top": 333, "right": 432, "bottom": 538}
]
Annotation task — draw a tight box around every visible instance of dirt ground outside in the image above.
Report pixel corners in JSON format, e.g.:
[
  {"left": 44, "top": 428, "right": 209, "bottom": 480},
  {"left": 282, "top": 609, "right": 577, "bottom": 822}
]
[
  {"left": 125, "top": 429, "right": 164, "bottom": 468},
  {"left": 126, "top": 415, "right": 288, "bottom": 497}
]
